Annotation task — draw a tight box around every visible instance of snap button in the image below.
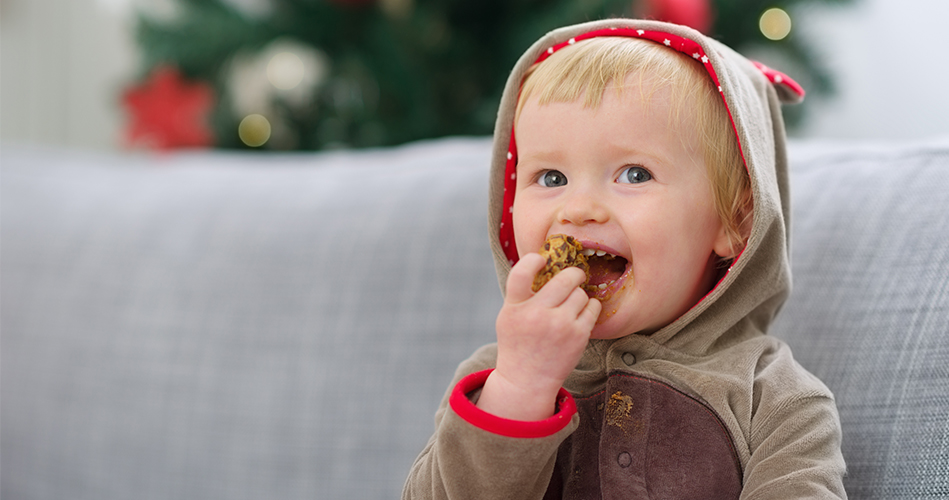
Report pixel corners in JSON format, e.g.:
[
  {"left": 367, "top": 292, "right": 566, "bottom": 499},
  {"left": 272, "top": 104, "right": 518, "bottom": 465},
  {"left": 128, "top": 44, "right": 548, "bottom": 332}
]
[
  {"left": 617, "top": 451, "right": 632, "bottom": 468},
  {"left": 622, "top": 352, "right": 636, "bottom": 366}
]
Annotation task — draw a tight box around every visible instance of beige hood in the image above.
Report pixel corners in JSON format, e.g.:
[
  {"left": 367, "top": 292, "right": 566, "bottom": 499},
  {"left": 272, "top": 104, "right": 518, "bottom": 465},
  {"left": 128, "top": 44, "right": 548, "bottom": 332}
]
[{"left": 487, "top": 19, "right": 803, "bottom": 359}]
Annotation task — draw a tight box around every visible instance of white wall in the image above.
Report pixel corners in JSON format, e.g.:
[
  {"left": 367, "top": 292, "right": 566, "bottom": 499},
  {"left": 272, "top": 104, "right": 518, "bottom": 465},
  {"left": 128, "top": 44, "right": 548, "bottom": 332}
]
[
  {"left": 794, "top": 0, "right": 949, "bottom": 141},
  {"left": 1, "top": 0, "right": 139, "bottom": 150},
  {"left": 1, "top": 0, "right": 947, "bottom": 150}
]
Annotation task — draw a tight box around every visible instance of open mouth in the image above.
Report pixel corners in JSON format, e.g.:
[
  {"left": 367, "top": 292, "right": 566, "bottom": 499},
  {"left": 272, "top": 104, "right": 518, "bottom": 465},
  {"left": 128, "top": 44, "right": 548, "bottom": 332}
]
[{"left": 581, "top": 248, "right": 631, "bottom": 299}]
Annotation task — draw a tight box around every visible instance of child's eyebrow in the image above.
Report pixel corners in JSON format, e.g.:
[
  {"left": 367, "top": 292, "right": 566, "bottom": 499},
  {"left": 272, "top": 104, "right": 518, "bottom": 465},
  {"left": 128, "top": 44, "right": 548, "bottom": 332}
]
[
  {"left": 519, "top": 149, "right": 566, "bottom": 163},
  {"left": 513, "top": 148, "right": 572, "bottom": 170},
  {"left": 518, "top": 146, "right": 675, "bottom": 171},
  {"left": 603, "top": 142, "right": 674, "bottom": 169}
]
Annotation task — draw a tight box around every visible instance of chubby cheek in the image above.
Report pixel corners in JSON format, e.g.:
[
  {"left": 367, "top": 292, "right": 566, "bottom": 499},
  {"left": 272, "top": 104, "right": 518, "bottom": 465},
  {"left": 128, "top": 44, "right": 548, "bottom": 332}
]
[
  {"left": 632, "top": 229, "right": 706, "bottom": 291},
  {"left": 511, "top": 198, "right": 549, "bottom": 258},
  {"left": 621, "top": 217, "right": 714, "bottom": 309}
]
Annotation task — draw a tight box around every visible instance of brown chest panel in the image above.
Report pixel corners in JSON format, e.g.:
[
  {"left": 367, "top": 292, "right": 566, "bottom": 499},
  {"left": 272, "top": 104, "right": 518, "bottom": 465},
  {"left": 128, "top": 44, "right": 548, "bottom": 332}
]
[{"left": 545, "top": 373, "right": 742, "bottom": 500}]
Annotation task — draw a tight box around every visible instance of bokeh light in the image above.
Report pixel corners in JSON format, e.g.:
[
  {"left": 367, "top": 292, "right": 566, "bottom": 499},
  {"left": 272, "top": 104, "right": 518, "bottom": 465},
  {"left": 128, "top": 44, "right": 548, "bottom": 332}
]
[
  {"left": 267, "top": 52, "right": 305, "bottom": 90},
  {"left": 239, "top": 114, "right": 272, "bottom": 147},
  {"left": 760, "top": 8, "right": 792, "bottom": 41}
]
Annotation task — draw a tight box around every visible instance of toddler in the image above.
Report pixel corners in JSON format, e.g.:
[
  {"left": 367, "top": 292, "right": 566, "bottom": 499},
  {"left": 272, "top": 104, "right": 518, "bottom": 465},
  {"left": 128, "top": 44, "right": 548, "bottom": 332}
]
[{"left": 404, "top": 19, "right": 845, "bottom": 499}]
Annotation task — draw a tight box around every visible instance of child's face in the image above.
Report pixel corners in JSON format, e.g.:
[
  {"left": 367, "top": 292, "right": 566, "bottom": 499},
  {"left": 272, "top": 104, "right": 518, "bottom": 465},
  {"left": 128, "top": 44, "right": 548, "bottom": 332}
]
[{"left": 513, "top": 75, "right": 734, "bottom": 338}]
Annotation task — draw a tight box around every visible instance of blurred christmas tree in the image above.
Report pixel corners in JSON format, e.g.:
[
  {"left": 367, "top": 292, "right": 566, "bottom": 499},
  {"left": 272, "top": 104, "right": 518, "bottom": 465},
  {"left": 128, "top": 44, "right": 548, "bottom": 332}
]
[{"left": 127, "top": 0, "right": 852, "bottom": 150}]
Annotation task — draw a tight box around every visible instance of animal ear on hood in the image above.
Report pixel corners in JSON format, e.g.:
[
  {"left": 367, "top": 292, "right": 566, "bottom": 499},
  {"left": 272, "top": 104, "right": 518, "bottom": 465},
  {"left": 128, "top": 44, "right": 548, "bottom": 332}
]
[{"left": 752, "top": 61, "right": 805, "bottom": 104}]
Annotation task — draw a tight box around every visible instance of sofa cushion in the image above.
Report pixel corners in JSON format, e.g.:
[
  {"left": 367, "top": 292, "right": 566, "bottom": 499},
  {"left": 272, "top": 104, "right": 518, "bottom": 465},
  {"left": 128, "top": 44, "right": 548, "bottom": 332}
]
[
  {"left": 772, "top": 139, "right": 949, "bottom": 498},
  {"left": 1, "top": 139, "right": 501, "bottom": 500}
]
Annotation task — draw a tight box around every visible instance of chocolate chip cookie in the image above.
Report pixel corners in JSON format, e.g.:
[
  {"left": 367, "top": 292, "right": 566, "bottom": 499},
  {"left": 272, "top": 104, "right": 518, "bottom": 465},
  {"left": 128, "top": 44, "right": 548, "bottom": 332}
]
[{"left": 531, "top": 234, "right": 592, "bottom": 292}]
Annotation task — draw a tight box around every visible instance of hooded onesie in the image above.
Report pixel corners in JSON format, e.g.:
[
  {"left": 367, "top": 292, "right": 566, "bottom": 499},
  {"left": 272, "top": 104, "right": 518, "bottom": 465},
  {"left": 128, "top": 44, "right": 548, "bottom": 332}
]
[{"left": 403, "top": 19, "right": 846, "bottom": 500}]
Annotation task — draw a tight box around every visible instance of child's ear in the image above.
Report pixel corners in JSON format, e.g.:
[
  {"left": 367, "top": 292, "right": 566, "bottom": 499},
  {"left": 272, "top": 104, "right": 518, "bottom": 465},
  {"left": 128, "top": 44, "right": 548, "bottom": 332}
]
[
  {"left": 713, "top": 192, "right": 753, "bottom": 260},
  {"left": 713, "top": 225, "right": 741, "bottom": 261}
]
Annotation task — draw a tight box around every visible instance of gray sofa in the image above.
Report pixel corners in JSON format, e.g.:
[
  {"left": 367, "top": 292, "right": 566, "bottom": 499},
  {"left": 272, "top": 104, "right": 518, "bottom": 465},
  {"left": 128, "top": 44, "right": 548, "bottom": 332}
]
[{"left": 2, "top": 137, "right": 947, "bottom": 499}]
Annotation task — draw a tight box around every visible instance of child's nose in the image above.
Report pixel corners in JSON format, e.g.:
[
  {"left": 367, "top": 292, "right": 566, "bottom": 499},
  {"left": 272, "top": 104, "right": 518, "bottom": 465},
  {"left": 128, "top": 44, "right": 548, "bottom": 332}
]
[{"left": 560, "top": 190, "right": 609, "bottom": 225}]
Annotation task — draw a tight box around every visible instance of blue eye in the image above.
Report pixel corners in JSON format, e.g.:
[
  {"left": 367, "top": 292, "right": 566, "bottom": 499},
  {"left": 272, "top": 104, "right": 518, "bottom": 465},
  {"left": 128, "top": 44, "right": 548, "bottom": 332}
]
[
  {"left": 618, "top": 166, "right": 652, "bottom": 184},
  {"left": 538, "top": 170, "right": 568, "bottom": 187}
]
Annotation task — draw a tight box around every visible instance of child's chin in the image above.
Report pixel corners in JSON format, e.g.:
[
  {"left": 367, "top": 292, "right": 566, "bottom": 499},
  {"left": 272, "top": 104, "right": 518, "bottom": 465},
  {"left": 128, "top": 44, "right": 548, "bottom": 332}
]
[{"left": 589, "top": 316, "right": 636, "bottom": 340}]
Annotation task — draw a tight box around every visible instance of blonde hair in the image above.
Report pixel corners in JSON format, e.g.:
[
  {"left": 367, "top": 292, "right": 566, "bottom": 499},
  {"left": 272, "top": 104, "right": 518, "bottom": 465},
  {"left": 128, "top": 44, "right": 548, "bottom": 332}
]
[{"left": 515, "top": 37, "right": 751, "bottom": 256}]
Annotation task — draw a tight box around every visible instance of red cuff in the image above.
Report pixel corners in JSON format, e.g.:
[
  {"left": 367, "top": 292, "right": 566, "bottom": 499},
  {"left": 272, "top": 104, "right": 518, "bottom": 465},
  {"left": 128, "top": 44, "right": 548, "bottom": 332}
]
[{"left": 449, "top": 369, "right": 577, "bottom": 438}]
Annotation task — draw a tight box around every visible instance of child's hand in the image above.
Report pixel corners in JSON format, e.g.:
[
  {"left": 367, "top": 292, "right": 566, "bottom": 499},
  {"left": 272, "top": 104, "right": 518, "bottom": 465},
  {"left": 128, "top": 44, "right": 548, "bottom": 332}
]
[{"left": 477, "top": 253, "right": 601, "bottom": 421}]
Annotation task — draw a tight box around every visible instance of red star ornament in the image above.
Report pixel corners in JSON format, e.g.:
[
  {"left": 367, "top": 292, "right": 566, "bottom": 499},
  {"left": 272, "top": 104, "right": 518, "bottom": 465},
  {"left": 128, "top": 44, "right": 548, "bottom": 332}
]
[{"left": 122, "top": 66, "right": 215, "bottom": 150}]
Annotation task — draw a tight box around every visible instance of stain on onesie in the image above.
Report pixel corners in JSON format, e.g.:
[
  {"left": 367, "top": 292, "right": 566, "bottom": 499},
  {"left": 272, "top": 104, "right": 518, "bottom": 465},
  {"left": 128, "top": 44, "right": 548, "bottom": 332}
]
[{"left": 605, "top": 391, "right": 633, "bottom": 427}]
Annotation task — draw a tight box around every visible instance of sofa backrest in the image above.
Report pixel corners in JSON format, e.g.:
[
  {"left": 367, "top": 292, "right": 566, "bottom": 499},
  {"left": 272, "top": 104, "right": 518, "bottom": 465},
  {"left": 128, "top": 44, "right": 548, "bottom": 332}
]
[{"left": 2, "top": 138, "right": 948, "bottom": 499}]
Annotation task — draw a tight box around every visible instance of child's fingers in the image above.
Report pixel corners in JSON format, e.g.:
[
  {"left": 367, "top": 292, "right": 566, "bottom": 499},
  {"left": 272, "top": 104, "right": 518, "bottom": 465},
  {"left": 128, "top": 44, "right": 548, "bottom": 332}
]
[
  {"left": 533, "top": 267, "right": 588, "bottom": 308},
  {"left": 578, "top": 296, "right": 602, "bottom": 329},
  {"left": 505, "top": 253, "right": 546, "bottom": 304},
  {"left": 560, "top": 285, "right": 592, "bottom": 314}
]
